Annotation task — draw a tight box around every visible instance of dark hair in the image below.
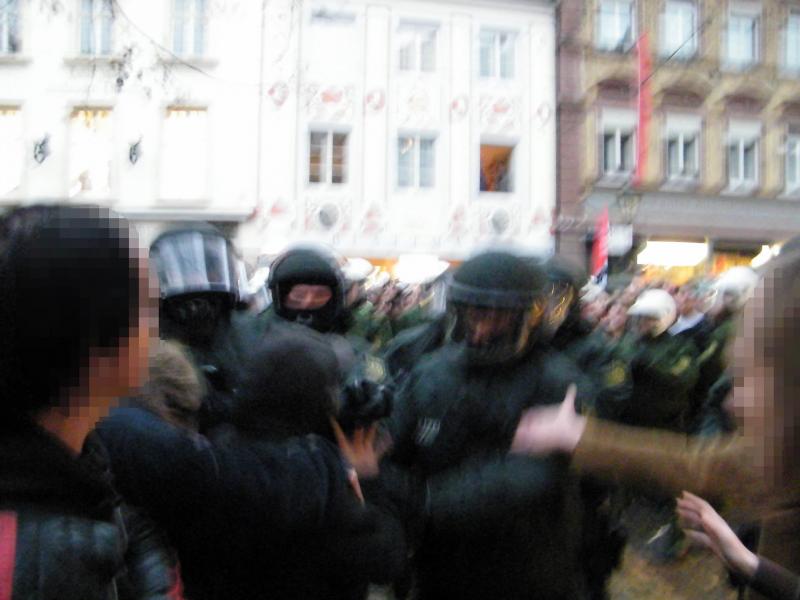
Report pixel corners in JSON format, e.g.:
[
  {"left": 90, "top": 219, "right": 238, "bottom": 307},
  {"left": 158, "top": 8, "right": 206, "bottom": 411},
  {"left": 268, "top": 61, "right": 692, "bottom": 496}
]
[{"left": 0, "top": 205, "right": 142, "bottom": 416}]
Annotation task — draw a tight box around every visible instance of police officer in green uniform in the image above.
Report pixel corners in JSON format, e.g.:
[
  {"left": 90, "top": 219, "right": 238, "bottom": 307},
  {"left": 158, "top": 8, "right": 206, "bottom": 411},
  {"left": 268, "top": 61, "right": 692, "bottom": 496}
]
[
  {"left": 615, "top": 289, "right": 700, "bottom": 432},
  {"left": 613, "top": 288, "right": 701, "bottom": 562},
  {"left": 383, "top": 251, "right": 593, "bottom": 600}
]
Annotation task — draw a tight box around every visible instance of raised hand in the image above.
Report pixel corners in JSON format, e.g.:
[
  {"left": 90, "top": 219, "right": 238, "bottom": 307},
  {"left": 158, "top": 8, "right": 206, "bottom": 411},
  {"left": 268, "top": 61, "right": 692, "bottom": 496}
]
[
  {"left": 511, "top": 385, "right": 586, "bottom": 455},
  {"left": 676, "top": 491, "right": 759, "bottom": 578}
]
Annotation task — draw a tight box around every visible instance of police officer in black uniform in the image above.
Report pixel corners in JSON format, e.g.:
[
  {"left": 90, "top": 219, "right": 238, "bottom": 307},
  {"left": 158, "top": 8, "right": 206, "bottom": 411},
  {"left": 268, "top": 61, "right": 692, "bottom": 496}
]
[
  {"left": 544, "top": 257, "right": 632, "bottom": 420},
  {"left": 384, "top": 250, "right": 593, "bottom": 600},
  {"left": 150, "top": 226, "right": 255, "bottom": 429},
  {"left": 266, "top": 245, "right": 393, "bottom": 439}
]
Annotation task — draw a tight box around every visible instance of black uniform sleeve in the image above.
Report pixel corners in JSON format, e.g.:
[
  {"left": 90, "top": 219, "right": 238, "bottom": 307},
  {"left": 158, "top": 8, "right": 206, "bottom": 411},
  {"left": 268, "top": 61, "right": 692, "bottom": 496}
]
[{"left": 749, "top": 556, "right": 800, "bottom": 600}]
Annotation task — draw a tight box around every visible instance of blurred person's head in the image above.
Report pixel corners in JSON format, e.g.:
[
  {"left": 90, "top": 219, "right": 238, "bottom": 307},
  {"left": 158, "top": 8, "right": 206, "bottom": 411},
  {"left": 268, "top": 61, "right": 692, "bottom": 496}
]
[
  {"left": 139, "top": 340, "right": 204, "bottom": 432},
  {"left": 713, "top": 266, "right": 759, "bottom": 320},
  {"left": 268, "top": 246, "right": 346, "bottom": 333},
  {"left": 448, "top": 251, "right": 546, "bottom": 366},
  {"left": 601, "top": 301, "right": 628, "bottom": 339},
  {"left": 0, "top": 205, "right": 152, "bottom": 451},
  {"left": 543, "top": 256, "right": 587, "bottom": 337},
  {"left": 150, "top": 227, "right": 240, "bottom": 345},
  {"left": 730, "top": 249, "right": 800, "bottom": 497},
  {"left": 235, "top": 327, "right": 341, "bottom": 439},
  {"left": 626, "top": 289, "right": 677, "bottom": 339},
  {"left": 675, "top": 279, "right": 712, "bottom": 317}
]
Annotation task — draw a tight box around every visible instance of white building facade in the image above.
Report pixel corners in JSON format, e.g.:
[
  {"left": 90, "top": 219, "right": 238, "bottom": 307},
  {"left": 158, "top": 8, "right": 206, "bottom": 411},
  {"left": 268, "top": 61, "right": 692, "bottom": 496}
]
[{"left": 0, "top": 0, "right": 556, "bottom": 260}]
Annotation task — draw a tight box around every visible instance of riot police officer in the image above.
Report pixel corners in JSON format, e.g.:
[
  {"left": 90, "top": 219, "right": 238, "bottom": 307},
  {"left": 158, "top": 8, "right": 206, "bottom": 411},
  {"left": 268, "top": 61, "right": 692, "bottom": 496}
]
[
  {"left": 384, "top": 250, "right": 593, "bottom": 600},
  {"left": 266, "top": 244, "right": 393, "bottom": 435},
  {"left": 544, "top": 256, "right": 631, "bottom": 420},
  {"left": 150, "top": 226, "right": 255, "bottom": 428}
]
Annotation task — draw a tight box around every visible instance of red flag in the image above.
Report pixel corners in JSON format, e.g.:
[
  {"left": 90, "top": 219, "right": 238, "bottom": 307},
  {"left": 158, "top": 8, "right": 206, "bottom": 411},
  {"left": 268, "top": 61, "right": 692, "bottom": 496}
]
[
  {"left": 591, "top": 206, "right": 609, "bottom": 287},
  {"left": 634, "top": 33, "right": 652, "bottom": 187}
]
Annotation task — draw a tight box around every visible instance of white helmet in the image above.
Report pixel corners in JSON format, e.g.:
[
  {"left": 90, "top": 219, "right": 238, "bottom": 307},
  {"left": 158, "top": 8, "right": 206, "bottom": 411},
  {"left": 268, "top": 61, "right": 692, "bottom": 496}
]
[
  {"left": 627, "top": 289, "right": 677, "bottom": 337},
  {"left": 342, "top": 257, "right": 375, "bottom": 284},
  {"left": 714, "top": 266, "right": 759, "bottom": 312}
]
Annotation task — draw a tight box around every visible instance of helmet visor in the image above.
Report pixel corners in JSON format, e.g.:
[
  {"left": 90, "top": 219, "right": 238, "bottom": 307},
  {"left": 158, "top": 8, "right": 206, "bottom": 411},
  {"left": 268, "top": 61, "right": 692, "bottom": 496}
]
[{"left": 151, "top": 231, "right": 236, "bottom": 299}]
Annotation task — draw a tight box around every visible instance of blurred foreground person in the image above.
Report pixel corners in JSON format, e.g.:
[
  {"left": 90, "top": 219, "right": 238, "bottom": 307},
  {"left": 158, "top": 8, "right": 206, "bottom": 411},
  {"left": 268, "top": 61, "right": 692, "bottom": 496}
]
[
  {"left": 512, "top": 248, "right": 800, "bottom": 600},
  {"left": 384, "top": 251, "right": 594, "bottom": 600},
  {"left": 209, "top": 328, "right": 404, "bottom": 599},
  {"left": 0, "top": 205, "right": 181, "bottom": 599}
]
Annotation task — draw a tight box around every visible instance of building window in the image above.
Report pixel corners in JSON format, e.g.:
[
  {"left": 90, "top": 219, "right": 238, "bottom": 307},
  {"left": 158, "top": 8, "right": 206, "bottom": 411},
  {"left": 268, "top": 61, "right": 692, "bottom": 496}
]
[
  {"left": 161, "top": 108, "right": 209, "bottom": 200},
  {"left": 601, "top": 130, "right": 635, "bottom": 176},
  {"left": 0, "top": 0, "right": 20, "bottom": 54},
  {"left": 480, "top": 144, "right": 514, "bottom": 193},
  {"left": 725, "top": 11, "right": 758, "bottom": 68},
  {"left": 68, "top": 108, "right": 112, "bottom": 198},
  {"left": 786, "top": 136, "right": 800, "bottom": 194},
  {"left": 726, "top": 125, "right": 759, "bottom": 191},
  {"left": 398, "top": 135, "right": 435, "bottom": 189},
  {"left": 309, "top": 131, "right": 348, "bottom": 185},
  {"left": 173, "top": 0, "right": 206, "bottom": 57},
  {"left": 664, "top": 115, "right": 701, "bottom": 182},
  {"left": 596, "top": 0, "right": 635, "bottom": 52},
  {"left": 398, "top": 23, "right": 436, "bottom": 73},
  {"left": 0, "top": 108, "right": 23, "bottom": 196},
  {"left": 661, "top": 1, "right": 697, "bottom": 59},
  {"left": 479, "top": 30, "right": 515, "bottom": 79},
  {"left": 666, "top": 134, "right": 698, "bottom": 179},
  {"left": 786, "top": 12, "right": 800, "bottom": 72},
  {"left": 80, "top": 0, "right": 113, "bottom": 56}
]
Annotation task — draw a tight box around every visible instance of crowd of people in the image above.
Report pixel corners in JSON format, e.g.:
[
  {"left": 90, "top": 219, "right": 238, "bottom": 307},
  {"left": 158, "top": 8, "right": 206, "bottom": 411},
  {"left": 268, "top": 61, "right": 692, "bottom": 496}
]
[{"left": 0, "top": 203, "right": 797, "bottom": 600}]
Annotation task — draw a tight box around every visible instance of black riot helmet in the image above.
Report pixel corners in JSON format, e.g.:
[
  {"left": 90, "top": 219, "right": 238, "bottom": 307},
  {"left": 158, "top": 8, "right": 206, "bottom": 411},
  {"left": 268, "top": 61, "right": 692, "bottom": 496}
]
[
  {"left": 150, "top": 227, "right": 240, "bottom": 342},
  {"left": 543, "top": 256, "right": 587, "bottom": 337},
  {"left": 267, "top": 245, "right": 346, "bottom": 334},
  {"left": 448, "top": 251, "right": 547, "bottom": 366}
]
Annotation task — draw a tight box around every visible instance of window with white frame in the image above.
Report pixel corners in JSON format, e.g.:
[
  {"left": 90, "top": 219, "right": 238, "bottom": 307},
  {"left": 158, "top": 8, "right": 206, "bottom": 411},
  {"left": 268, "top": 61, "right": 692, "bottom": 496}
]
[
  {"left": 665, "top": 114, "right": 700, "bottom": 180},
  {"left": 661, "top": 1, "right": 697, "bottom": 59},
  {"left": 479, "top": 30, "right": 515, "bottom": 79},
  {"left": 596, "top": 0, "right": 635, "bottom": 51},
  {"left": 0, "top": 0, "right": 20, "bottom": 54},
  {"left": 480, "top": 143, "right": 514, "bottom": 193},
  {"left": 0, "top": 108, "right": 23, "bottom": 196},
  {"left": 726, "top": 121, "right": 760, "bottom": 191},
  {"left": 398, "top": 22, "right": 436, "bottom": 73},
  {"left": 173, "top": 0, "right": 207, "bottom": 57},
  {"left": 79, "top": 0, "right": 113, "bottom": 56},
  {"left": 69, "top": 108, "right": 112, "bottom": 198},
  {"left": 725, "top": 9, "right": 759, "bottom": 68},
  {"left": 600, "top": 109, "right": 636, "bottom": 178},
  {"left": 785, "top": 130, "right": 800, "bottom": 194},
  {"left": 161, "top": 108, "right": 209, "bottom": 200},
  {"left": 397, "top": 134, "right": 435, "bottom": 189},
  {"left": 309, "top": 130, "right": 348, "bottom": 185},
  {"left": 786, "top": 11, "right": 800, "bottom": 71}
]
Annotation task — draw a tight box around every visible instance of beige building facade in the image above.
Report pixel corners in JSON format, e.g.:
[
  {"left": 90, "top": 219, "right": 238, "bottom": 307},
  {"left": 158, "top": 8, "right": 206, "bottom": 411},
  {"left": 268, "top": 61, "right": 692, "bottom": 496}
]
[{"left": 557, "top": 0, "right": 800, "bottom": 275}]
